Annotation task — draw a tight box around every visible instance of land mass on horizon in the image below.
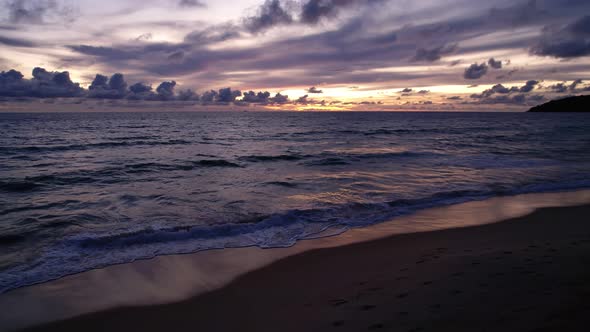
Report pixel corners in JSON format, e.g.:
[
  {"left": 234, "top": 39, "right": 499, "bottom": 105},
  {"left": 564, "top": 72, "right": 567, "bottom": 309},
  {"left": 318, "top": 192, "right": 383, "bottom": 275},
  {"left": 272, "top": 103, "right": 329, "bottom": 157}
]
[{"left": 528, "top": 95, "right": 590, "bottom": 112}]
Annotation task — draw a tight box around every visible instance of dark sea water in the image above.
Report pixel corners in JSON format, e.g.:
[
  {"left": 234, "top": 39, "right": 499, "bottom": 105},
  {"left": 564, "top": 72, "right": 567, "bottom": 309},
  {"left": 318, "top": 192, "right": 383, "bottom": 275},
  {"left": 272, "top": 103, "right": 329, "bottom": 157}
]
[{"left": 1, "top": 111, "right": 590, "bottom": 293}]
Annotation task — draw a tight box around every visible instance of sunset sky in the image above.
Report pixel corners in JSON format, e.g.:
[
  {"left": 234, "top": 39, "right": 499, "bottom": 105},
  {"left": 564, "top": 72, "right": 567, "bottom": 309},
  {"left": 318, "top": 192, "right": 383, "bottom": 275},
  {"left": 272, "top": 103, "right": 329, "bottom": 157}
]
[{"left": 1, "top": 0, "right": 590, "bottom": 110}]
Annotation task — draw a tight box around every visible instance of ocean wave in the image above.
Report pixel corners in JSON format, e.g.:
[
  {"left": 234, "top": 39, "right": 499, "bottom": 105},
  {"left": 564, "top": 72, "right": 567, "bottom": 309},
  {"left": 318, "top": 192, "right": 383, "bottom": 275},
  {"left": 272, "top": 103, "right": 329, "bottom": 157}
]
[
  {"left": 0, "top": 180, "right": 43, "bottom": 192},
  {"left": 1, "top": 180, "right": 590, "bottom": 293},
  {"left": 0, "top": 159, "right": 241, "bottom": 193},
  {"left": 304, "top": 157, "right": 351, "bottom": 166},
  {"left": 238, "top": 154, "right": 304, "bottom": 162},
  {"left": 264, "top": 181, "right": 298, "bottom": 187},
  {"left": 0, "top": 139, "right": 191, "bottom": 154}
]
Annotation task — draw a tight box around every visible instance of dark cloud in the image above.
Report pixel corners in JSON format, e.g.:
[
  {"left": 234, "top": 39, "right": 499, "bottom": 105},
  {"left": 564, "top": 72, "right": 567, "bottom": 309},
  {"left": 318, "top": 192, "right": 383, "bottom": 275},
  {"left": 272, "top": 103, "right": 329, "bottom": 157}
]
[
  {"left": 45, "top": 0, "right": 590, "bottom": 94},
  {"left": 471, "top": 80, "right": 539, "bottom": 99},
  {"left": 549, "top": 79, "right": 586, "bottom": 93},
  {"left": 568, "top": 15, "right": 590, "bottom": 35},
  {"left": 269, "top": 92, "right": 289, "bottom": 104},
  {"left": 156, "top": 81, "right": 177, "bottom": 100},
  {"left": 87, "top": 73, "right": 128, "bottom": 99},
  {"left": 67, "top": 45, "right": 138, "bottom": 61},
  {"left": 129, "top": 82, "right": 152, "bottom": 94},
  {"left": 471, "top": 84, "right": 516, "bottom": 98},
  {"left": 127, "top": 82, "right": 154, "bottom": 100},
  {"left": 531, "top": 15, "right": 590, "bottom": 58},
  {"left": 549, "top": 82, "right": 568, "bottom": 93},
  {"left": 464, "top": 63, "right": 488, "bottom": 79},
  {"left": 412, "top": 44, "right": 456, "bottom": 62},
  {"left": 200, "top": 90, "right": 218, "bottom": 103},
  {"left": 300, "top": 0, "right": 384, "bottom": 25},
  {"left": 495, "top": 68, "right": 518, "bottom": 80},
  {"left": 0, "top": 35, "right": 36, "bottom": 47},
  {"left": 242, "top": 90, "right": 271, "bottom": 103},
  {"left": 307, "top": 86, "right": 323, "bottom": 93},
  {"left": 519, "top": 80, "right": 539, "bottom": 93},
  {"left": 244, "top": 0, "right": 293, "bottom": 33},
  {"left": 301, "top": 0, "right": 349, "bottom": 24},
  {"left": 216, "top": 87, "right": 242, "bottom": 103},
  {"left": 0, "top": 67, "right": 83, "bottom": 98},
  {"left": 478, "top": 94, "right": 528, "bottom": 105},
  {"left": 531, "top": 39, "right": 590, "bottom": 58},
  {"left": 487, "top": 58, "right": 502, "bottom": 69},
  {"left": 4, "top": 0, "right": 76, "bottom": 25},
  {"left": 418, "top": 90, "right": 430, "bottom": 94},
  {"left": 296, "top": 94, "right": 310, "bottom": 104},
  {"left": 184, "top": 24, "right": 242, "bottom": 45},
  {"left": 400, "top": 88, "right": 412, "bottom": 93},
  {"left": 176, "top": 88, "right": 200, "bottom": 101},
  {"left": 135, "top": 33, "right": 153, "bottom": 42},
  {"left": 178, "top": 0, "right": 206, "bottom": 8}
]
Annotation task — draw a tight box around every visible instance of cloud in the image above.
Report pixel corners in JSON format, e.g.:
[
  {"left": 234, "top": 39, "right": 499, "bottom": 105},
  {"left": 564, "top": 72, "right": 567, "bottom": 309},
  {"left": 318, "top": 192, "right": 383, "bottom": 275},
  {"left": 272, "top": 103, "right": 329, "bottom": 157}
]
[
  {"left": 519, "top": 80, "right": 539, "bottom": 93},
  {"left": 4, "top": 0, "right": 76, "bottom": 25},
  {"left": 307, "top": 86, "right": 323, "bottom": 93},
  {"left": 176, "top": 88, "right": 200, "bottom": 101},
  {"left": 463, "top": 62, "right": 488, "bottom": 79},
  {"left": 298, "top": 0, "right": 386, "bottom": 25},
  {"left": 531, "top": 15, "right": 590, "bottom": 58},
  {"left": 242, "top": 90, "right": 271, "bottom": 103},
  {"left": 135, "top": 33, "right": 153, "bottom": 42},
  {"left": 87, "top": 73, "right": 128, "bottom": 99},
  {"left": 0, "top": 35, "right": 36, "bottom": 47},
  {"left": 200, "top": 90, "right": 218, "bottom": 103},
  {"left": 487, "top": 58, "right": 502, "bottom": 69},
  {"left": 12, "top": 0, "right": 589, "bottom": 98},
  {"left": 549, "top": 82, "right": 568, "bottom": 93},
  {"left": 244, "top": 0, "right": 293, "bottom": 33},
  {"left": 549, "top": 79, "right": 586, "bottom": 93},
  {"left": 471, "top": 80, "right": 539, "bottom": 100},
  {"left": 412, "top": 44, "right": 456, "bottom": 62},
  {"left": 156, "top": 81, "right": 177, "bottom": 100},
  {"left": 178, "top": 0, "right": 206, "bottom": 8},
  {"left": 301, "top": 0, "right": 349, "bottom": 24},
  {"left": 296, "top": 94, "right": 310, "bottom": 104},
  {"left": 418, "top": 90, "right": 430, "bottom": 94},
  {"left": 216, "top": 87, "right": 242, "bottom": 103},
  {"left": 0, "top": 67, "right": 83, "bottom": 98},
  {"left": 184, "top": 23, "right": 242, "bottom": 45},
  {"left": 400, "top": 88, "right": 412, "bottom": 93},
  {"left": 269, "top": 92, "right": 289, "bottom": 104},
  {"left": 127, "top": 82, "right": 154, "bottom": 100},
  {"left": 476, "top": 94, "right": 528, "bottom": 105}
]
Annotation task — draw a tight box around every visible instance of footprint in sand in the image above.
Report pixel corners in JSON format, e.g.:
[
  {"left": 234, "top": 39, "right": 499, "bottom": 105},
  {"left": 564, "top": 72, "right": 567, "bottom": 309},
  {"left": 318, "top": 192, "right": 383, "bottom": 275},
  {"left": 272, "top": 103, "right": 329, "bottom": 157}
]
[
  {"left": 368, "top": 323, "right": 385, "bottom": 330},
  {"left": 331, "top": 299, "right": 348, "bottom": 306},
  {"left": 361, "top": 304, "right": 377, "bottom": 311}
]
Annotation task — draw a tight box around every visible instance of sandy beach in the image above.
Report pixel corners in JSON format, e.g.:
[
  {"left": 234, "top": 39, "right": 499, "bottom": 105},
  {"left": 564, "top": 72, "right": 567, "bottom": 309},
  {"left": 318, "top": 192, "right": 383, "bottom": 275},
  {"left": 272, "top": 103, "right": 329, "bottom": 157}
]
[{"left": 17, "top": 201, "right": 590, "bottom": 332}]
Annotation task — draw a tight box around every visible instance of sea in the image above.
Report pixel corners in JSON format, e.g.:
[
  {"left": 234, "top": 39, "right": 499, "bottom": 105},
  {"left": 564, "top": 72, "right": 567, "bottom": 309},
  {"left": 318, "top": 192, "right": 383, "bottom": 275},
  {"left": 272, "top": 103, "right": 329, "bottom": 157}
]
[{"left": 1, "top": 111, "right": 589, "bottom": 293}]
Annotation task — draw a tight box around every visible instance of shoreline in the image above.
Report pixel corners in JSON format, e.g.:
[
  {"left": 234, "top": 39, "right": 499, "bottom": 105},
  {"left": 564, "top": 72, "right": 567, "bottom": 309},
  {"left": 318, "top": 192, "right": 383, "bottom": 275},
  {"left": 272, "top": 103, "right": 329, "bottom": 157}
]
[{"left": 2, "top": 189, "right": 590, "bottom": 331}]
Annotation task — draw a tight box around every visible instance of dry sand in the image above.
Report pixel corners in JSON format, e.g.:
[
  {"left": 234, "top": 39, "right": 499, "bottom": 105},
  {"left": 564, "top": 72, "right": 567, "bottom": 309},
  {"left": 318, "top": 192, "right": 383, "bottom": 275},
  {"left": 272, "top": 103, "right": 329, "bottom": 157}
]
[{"left": 23, "top": 203, "right": 590, "bottom": 332}]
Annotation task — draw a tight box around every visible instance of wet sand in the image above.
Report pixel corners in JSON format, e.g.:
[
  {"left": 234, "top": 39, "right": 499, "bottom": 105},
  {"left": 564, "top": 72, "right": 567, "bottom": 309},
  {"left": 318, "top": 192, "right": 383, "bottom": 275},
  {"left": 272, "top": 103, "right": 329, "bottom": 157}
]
[{"left": 23, "top": 203, "right": 590, "bottom": 332}]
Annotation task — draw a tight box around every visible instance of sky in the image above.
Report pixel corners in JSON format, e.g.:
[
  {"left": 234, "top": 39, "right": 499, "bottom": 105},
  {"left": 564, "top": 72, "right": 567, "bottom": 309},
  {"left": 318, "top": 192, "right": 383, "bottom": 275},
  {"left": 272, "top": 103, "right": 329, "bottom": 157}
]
[{"left": 1, "top": 0, "right": 590, "bottom": 111}]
